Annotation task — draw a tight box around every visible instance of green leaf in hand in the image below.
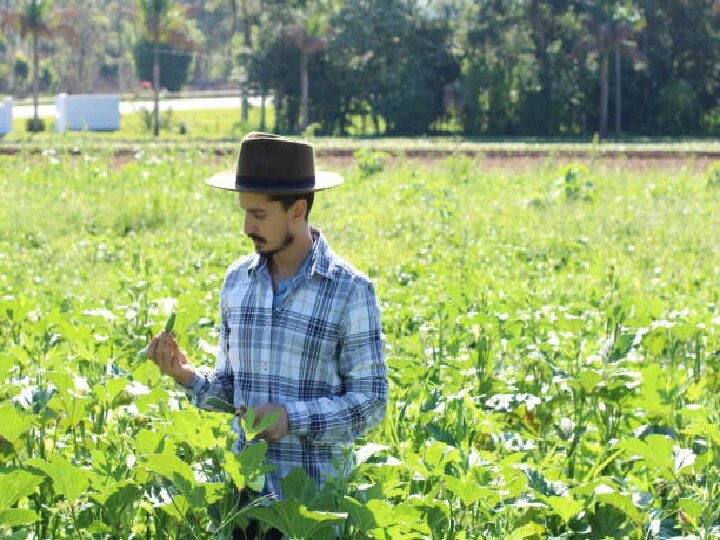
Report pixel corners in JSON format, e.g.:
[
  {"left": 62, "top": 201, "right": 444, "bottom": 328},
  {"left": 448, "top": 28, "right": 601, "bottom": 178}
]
[
  {"left": 241, "top": 408, "right": 279, "bottom": 442},
  {"left": 137, "top": 310, "right": 176, "bottom": 359}
]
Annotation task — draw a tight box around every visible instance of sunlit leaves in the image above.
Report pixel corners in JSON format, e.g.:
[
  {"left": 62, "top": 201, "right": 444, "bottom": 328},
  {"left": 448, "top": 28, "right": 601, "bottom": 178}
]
[
  {"left": 0, "top": 470, "right": 43, "bottom": 516},
  {"left": 27, "top": 455, "right": 90, "bottom": 502}
]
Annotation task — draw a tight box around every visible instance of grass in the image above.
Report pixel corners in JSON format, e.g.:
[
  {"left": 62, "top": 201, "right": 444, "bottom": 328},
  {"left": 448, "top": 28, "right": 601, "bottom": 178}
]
[{"left": 4, "top": 106, "right": 274, "bottom": 143}]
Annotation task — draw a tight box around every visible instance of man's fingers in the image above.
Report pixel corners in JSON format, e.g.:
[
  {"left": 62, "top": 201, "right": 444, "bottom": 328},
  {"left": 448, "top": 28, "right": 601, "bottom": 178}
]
[{"left": 147, "top": 336, "right": 159, "bottom": 362}]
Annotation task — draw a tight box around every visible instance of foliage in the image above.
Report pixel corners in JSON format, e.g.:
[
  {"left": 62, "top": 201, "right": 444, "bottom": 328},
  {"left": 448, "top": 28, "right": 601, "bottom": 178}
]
[
  {"left": 133, "top": 38, "right": 192, "bottom": 92},
  {"left": 707, "top": 161, "right": 720, "bottom": 189},
  {"left": 353, "top": 148, "right": 389, "bottom": 177},
  {"left": 2, "top": 1, "right": 720, "bottom": 136},
  {"left": 1, "top": 149, "right": 720, "bottom": 537}
]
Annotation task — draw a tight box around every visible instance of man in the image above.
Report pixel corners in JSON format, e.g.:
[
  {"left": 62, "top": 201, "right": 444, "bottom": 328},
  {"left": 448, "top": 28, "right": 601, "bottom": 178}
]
[{"left": 146, "top": 132, "right": 388, "bottom": 537}]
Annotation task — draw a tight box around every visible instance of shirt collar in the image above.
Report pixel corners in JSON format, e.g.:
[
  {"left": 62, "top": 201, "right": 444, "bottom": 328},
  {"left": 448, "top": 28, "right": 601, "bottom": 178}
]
[{"left": 246, "top": 227, "right": 335, "bottom": 279}]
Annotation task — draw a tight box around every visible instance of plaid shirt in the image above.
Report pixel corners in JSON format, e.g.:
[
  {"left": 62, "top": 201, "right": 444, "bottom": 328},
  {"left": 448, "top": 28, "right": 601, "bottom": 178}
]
[{"left": 183, "top": 229, "right": 387, "bottom": 498}]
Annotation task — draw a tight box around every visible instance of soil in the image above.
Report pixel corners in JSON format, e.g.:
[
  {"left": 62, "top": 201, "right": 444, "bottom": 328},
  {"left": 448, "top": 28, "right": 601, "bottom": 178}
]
[{"left": 2, "top": 145, "right": 718, "bottom": 172}]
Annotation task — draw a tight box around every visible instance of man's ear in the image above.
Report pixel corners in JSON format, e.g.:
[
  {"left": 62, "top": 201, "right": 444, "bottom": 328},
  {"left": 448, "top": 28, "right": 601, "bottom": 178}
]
[{"left": 292, "top": 199, "right": 308, "bottom": 221}]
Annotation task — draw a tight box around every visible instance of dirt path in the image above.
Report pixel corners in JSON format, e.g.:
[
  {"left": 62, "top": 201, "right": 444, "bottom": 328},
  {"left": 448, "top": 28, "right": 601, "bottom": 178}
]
[{"left": 2, "top": 145, "right": 718, "bottom": 172}]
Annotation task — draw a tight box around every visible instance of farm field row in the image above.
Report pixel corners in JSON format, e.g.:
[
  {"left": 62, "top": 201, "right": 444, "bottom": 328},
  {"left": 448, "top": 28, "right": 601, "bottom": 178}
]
[{"left": 1, "top": 150, "right": 720, "bottom": 538}]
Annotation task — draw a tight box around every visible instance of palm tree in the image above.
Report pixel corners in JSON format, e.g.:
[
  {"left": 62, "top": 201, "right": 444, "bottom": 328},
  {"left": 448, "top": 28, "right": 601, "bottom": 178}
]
[
  {"left": 572, "top": 5, "right": 645, "bottom": 139},
  {"left": 1, "top": 0, "right": 76, "bottom": 131},
  {"left": 138, "top": 0, "right": 170, "bottom": 137},
  {"left": 284, "top": 23, "right": 328, "bottom": 131}
]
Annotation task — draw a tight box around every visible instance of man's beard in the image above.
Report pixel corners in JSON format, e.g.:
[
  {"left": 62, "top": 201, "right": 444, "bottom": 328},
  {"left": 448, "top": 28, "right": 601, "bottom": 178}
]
[{"left": 249, "top": 231, "right": 295, "bottom": 258}]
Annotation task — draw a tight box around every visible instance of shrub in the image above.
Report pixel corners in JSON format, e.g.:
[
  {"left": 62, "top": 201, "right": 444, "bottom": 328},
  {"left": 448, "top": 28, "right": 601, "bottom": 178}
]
[
  {"left": 26, "top": 118, "right": 46, "bottom": 132},
  {"left": 354, "top": 148, "right": 389, "bottom": 177},
  {"left": 707, "top": 161, "right": 720, "bottom": 189},
  {"left": 556, "top": 164, "right": 595, "bottom": 203}
]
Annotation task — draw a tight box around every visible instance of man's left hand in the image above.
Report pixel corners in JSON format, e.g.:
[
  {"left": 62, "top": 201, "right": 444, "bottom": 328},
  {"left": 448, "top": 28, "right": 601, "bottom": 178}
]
[{"left": 254, "top": 403, "right": 289, "bottom": 442}]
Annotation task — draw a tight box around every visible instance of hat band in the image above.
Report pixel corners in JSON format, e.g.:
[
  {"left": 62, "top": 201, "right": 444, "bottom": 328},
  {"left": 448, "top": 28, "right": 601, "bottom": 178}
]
[{"left": 235, "top": 175, "right": 316, "bottom": 191}]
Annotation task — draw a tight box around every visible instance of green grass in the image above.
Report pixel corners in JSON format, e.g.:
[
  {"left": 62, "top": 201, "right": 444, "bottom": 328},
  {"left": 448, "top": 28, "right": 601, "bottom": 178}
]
[
  {"left": 5, "top": 106, "right": 274, "bottom": 143},
  {"left": 2, "top": 150, "right": 720, "bottom": 538}
]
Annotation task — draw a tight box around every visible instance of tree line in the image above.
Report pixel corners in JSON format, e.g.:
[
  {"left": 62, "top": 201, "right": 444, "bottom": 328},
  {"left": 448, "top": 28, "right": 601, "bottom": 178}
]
[{"left": 1, "top": 0, "right": 719, "bottom": 138}]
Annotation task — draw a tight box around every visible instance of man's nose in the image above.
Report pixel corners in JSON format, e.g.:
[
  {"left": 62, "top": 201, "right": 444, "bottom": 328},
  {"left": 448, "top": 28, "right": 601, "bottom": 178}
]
[{"left": 244, "top": 214, "right": 255, "bottom": 236}]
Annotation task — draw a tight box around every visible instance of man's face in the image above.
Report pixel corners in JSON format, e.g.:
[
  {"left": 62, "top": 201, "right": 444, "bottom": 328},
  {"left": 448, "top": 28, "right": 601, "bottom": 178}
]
[{"left": 238, "top": 192, "right": 294, "bottom": 257}]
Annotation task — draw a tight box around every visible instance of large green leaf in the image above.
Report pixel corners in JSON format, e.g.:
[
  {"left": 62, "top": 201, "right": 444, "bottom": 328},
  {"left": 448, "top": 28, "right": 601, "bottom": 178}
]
[
  {"left": 0, "top": 470, "right": 44, "bottom": 511},
  {"left": 0, "top": 405, "right": 31, "bottom": 445},
  {"left": 0, "top": 508, "right": 40, "bottom": 527},
  {"left": 27, "top": 455, "right": 90, "bottom": 502},
  {"left": 545, "top": 495, "right": 584, "bottom": 524},
  {"left": 280, "top": 467, "right": 318, "bottom": 505},
  {"left": 365, "top": 499, "right": 431, "bottom": 537},
  {"left": 618, "top": 434, "right": 674, "bottom": 471},
  {"left": 223, "top": 443, "right": 272, "bottom": 492},
  {"left": 442, "top": 475, "right": 501, "bottom": 507},
  {"left": 167, "top": 409, "right": 217, "bottom": 450},
  {"left": 245, "top": 500, "right": 345, "bottom": 539},
  {"left": 141, "top": 454, "right": 195, "bottom": 487},
  {"left": 339, "top": 496, "right": 376, "bottom": 532}
]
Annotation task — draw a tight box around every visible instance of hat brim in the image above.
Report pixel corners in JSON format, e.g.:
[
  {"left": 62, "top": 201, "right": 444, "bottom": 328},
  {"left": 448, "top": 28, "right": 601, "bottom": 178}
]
[{"left": 206, "top": 169, "right": 344, "bottom": 193}]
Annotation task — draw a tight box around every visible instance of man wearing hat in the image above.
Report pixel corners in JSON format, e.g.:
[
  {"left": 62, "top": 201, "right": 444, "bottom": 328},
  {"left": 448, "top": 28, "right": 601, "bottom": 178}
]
[{"left": 146, "top": 133, "right": 388, "bottom": 535}]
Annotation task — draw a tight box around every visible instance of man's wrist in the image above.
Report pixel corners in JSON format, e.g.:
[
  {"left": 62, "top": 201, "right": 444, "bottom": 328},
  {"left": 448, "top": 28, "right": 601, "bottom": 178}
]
[{"left": 174, "top": 367, "right": 195, "bottom": 386}]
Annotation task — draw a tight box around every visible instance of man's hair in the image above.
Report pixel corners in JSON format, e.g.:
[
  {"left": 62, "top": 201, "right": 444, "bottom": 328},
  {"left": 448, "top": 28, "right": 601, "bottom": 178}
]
[{"left": 268, "top": 192, "right": 315, "bottom": 220}]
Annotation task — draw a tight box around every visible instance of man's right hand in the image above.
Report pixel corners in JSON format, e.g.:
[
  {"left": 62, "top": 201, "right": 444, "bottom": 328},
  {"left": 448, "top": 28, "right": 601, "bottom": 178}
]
[{"left": 146, "top": 330, "right": 195, "bottom": 386}]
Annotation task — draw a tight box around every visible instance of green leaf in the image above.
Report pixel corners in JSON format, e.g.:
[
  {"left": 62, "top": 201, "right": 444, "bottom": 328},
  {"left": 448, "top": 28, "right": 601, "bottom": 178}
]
[
  {"left": 168, "top": 409, "right": 217, "bottom": 450},
  {"left": 241, "top": 408, "right": 278, "bottom": 442},
  {"left": 442, "top": 476, "right": 501, "bottom": 507},
  {"left": 0, "top": 404, "right": 31, "bottom": 445},
  {"left": 546, "top": 495, "right": 584, "bottom": 524},
  {"left": 596, "top": 492, "right": 643, "bottom": 524},
  {"left": 0, "top": 470, "right": 44, "bottom": 511},
  {"left": 135, "top": 429, "right": 168, "bottom": 455},
  {"left": 0, "top": 354, "right": 14, "bottom": 382},
  {"left": 223, "top": 443, "right": 272, "bottom": 492},
  {"left": 578, "top": 370, "right": 601, "bottom": 393},
  {"left": 161, "top": 493, "right": 190, "bottom": 521},
  {"left": 679, "top": 497, "right": 703, "bottom": 524},
  {"left": 281, "top": 468, "right": 318, "bottom": 505},
  {"left": 27, "top": 455, "right": 90, "bottom": 502},
  {"left": 0, "top": 508, "right": 40, "bottom": 527},
  {"left": 245, "top": 500, "right": 345, "bottom": 539},
  {"left": 339, "top": 496, "right": 377, "bottom": 532},
  {"left": 141, "top": 454, "right": 195, "bottom": 488},
  {"left": 508, "top": 522, "right": 546, "bottom": 540},
  {"left": 619, "top": 435, "right": 674, "bottom": 470}
]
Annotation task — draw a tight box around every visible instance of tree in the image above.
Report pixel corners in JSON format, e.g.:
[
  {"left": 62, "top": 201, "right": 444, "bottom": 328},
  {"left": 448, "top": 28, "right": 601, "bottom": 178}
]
[
  {"left": 136, "top": 0, "right": 194, "bottom": 136},
  {"left": 572, "top": 2, "right": 645, "bottom": 138},
  {"left": 0, "top": 0, "right": 77, "bottom": 131},
  {"left": 283, "top": 2, "right": 334, "bottom": 131}
]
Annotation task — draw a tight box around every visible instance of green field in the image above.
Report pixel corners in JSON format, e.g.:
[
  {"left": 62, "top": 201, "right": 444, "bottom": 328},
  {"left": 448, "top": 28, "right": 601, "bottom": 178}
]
[{"left": 2, "top": 148, "right": 720, "bottom": 538}]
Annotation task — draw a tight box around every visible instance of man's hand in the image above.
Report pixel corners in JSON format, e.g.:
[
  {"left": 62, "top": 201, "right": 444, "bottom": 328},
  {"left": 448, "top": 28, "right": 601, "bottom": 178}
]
[
  {"left": 147, "top": 331, "right": 195, "bottom": 386},
  {"left": 253, "top": 403, "right": 289, "bottom": 443}
]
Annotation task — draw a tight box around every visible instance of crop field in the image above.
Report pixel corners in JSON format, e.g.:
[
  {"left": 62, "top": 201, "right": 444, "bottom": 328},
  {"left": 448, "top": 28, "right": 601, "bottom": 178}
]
[{"left": 1, "top": 147, "right": 720, "bottom": 539}]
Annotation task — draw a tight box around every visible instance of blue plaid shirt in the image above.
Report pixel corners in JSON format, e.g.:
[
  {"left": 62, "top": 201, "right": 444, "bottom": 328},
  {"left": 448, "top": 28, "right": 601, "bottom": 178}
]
[{"left": 183, "top": 229, "right": 387, "bottom": 498}]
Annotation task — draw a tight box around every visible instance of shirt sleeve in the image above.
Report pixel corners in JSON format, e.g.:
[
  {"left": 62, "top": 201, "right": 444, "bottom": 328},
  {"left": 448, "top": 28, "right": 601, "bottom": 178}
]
[
  {"left": 180, "top": 294, "right": 236, "bottom": 412},
  {"left": 283, "top": 279, "right": 388, "bottom": 444}
]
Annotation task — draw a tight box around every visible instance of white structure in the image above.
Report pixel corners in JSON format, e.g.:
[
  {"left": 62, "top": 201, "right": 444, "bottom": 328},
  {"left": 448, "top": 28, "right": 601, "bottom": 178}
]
[
  {"left": 55, "top": 94, "right": 120, "bottom": 132},
  {"left": 0, "top": 97, "right": 12, "bottom": 135}
]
